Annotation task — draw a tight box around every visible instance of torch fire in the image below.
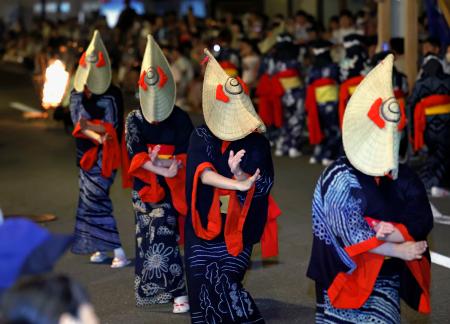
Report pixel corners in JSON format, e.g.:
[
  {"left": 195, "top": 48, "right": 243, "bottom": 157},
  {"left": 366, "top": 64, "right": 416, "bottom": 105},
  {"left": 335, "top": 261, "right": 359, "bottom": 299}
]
[{"left": 42, "top": 59, "right": 69, "bottom": 109}]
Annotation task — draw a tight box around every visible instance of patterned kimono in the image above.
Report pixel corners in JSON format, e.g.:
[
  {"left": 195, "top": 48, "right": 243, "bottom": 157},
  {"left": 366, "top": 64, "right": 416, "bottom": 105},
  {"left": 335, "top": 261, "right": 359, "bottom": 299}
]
[
  {"left": 185, "top": 126, "right": 275, "bottom": 323},
  {"left": 338, "top": 48, "right": 366, "bottom": 126},
  {"left": 305, "top": 60, "right": 341, "bottom": 161},
  {"left": 69, "top": 85, "right": 124, "bottom": 254},
  {"left": 307, "top": 158, "right": 432, "bottom": 323},
  {"left": 408, "top": 59, "right": 450, "bottom": 190},
  {"left": 125, "top": 106, "right": 194, "bottom": 306},
  {"left": 257, "top": 54, "right": 305, "bottom": 155}
]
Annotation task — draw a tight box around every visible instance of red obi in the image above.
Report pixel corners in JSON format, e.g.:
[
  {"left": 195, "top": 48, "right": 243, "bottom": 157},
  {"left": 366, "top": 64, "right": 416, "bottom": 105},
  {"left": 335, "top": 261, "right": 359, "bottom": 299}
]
[
  {"left": 413, "top": 94, "right": 450, "bottom": 151},
  {"left": 127, "top": 144, "right": 188, "bottom": 216},
  {"left": 191, "top": 162, "right": 281, "bottom": 258},
  {"left": 72, "top": 120, "right": 121, "bottom": 178},
  {"left": 220, "top": 60, "right": 238, "bottom": 77},
  {"left": 328, "top": 216, "right": 431, "bottom": 314},
  {"left": 338, "top": 75, "right": 364, "bottom": 127},
  {"left": 305, "top": 78, "right": 338, "bottom": 145},
  {"left": 256, "top": 69, "right": 300, "bottom": 128}
]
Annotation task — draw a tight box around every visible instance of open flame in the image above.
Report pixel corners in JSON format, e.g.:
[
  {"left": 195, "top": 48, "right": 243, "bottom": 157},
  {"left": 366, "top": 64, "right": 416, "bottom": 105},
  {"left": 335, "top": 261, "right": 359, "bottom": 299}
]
[{"left": 42, "top": 59, "right": 69, "bottom": 109}]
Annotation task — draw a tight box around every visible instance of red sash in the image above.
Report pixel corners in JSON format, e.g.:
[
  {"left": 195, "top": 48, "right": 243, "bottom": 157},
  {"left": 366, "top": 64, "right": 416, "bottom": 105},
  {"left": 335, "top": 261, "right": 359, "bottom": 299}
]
[
  {"left": 338, "top": 75, "right": 364, "bottom": 127},
  {"left": 256, "top": 69, "right": 300, "bottom": 128},
  {"left": 328, "top": 217, "right": 431, "bottom": 313},
  {"left": 305, "top": 78, "right": 337, "bottom": 145},
  {"left": 413, "top": 94, "right": 450, "bottom": 151},
  {"left": 72, "top": 120, "right": 121, "bottom": 178}
]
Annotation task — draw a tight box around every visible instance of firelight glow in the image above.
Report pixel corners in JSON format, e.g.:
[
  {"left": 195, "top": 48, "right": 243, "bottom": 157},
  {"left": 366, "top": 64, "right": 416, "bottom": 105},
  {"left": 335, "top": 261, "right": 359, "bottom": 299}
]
[{"left": 42, "top": 59, "right": 69, "bottom": 109}]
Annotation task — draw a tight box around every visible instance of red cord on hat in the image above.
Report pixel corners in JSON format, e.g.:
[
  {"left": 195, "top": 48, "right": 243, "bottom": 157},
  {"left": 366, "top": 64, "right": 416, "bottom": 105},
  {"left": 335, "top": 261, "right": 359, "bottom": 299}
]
[
  {"left": 216, "top": 84, "right": 229, "bottom": 103},
  {"left": 79, "top": 52, "right": 87, "bottom": 68},
  {"left": 157, "top": 66, "right": 168, "bottom": 89},
  {"left": 138, "top": 71, "right": 148, "bottom": 91},
  {"left": 200, "top": 55, "right": 210, "bottom": 66},
  {"left": 96, "top": 51, "right": 106, "bottom": 68},
  {"left": 367, "top": 97, "right": 385, "bottom": 129}
]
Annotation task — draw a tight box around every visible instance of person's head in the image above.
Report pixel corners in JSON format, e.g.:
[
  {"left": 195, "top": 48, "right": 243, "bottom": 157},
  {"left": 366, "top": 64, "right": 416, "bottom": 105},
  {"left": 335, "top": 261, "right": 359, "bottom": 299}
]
[
  {"left": 295, "top": 10, "right": 308, "bottom": 25},
  {"left": 339, "top": 10, "right": 354, "bottom": 29},
  {"left": 389, "top": 37, "right": 404, "bottom": 56},
  {"left": 421, "top": 37, "right": 441, "bottom": 56},
  {"left": 217, "top": 28, "right": 232, "bottom": 46},
  {"left": 239, "top": 38, "right": 258, "bottom": 57},
  {"left": 0, "top": 275, "right": 98, "bottom": 324},
  {"left": 329, "top": 15, "right": 339, "bottom": 32}
]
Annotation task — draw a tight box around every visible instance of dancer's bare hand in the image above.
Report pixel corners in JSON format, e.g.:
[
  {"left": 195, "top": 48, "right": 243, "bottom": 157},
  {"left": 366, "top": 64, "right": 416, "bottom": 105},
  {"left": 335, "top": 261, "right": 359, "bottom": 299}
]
[
  {"left": 235, "top": 168, "right": 260, "bottom": 191},
  {"left": 228, "top": 150, "right": 245, "bottom": 177},
  {"left": 165, "top": 159, "right": 180, "bottom": 178},
  {"left": 394, "top": 241, "right": 428, "bottom": 261},
  {"left": 374, "top": 221, "right": 395, "bottom": 239}
]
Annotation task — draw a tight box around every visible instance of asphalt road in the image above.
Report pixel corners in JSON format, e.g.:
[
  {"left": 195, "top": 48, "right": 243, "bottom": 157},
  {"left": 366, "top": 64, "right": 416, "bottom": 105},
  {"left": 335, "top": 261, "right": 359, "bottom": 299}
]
[{"left": 0, "top": 64, "right": 449, "bottom": 323}]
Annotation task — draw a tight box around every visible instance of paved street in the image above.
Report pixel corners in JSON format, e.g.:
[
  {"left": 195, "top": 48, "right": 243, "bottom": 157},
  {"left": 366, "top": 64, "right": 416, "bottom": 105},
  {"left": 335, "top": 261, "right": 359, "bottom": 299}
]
[{"left": 0, "top": 65, "right": 449, "bottom": 323}]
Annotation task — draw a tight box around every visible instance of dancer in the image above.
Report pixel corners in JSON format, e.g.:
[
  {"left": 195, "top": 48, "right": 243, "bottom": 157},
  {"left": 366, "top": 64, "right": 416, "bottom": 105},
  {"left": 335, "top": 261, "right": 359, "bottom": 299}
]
[
  {"left": 307, "top": 54, "right": 432, "bottom": 323},
  {"left": 70, "top": 30, "right": 129, "bottom": 268},
  {"left": 408, "top": 53, "right": 450, "bottom": 196},
  {"left": 257, "top": 33, "right": 304, "bottom": 158},
  {"left": 185, "top": 49, "right": 278, "bottom": 323},
  {"left": 338, "top": 33, "right": 367, "bottom": 126},
  {"left": 125, "top": 35, "right": 193, "bottom": 311},
  {"left": 305, "top": 40, "right": 340, "bottom": 166}
]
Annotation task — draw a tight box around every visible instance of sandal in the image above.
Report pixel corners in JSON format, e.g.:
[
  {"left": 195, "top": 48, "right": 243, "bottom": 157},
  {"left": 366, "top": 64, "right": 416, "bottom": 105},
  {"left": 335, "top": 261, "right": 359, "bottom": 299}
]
[
  {"left": 110, "top": 257, "right": 130, "bottom": 268},
  {"left": 90, "top": 251, "right": 108, "bottom": 263},
  {"left": 173, "top": 296, "right": 190, "bottom": 314}
]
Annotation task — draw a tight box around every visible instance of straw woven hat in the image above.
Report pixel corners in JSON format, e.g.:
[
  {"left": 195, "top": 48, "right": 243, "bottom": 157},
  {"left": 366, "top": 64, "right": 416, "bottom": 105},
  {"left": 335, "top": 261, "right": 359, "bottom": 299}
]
[
  {"left": 74, "top": 30, "right": 111, "bottom": 95},
  {"left": 258, "top": 22, "right": 285, "bottom": 54},
  {"left": 138, "top": 35, "right": 176, "bottom": 123},
  {"left": 202, "top": 48, "right": 265, "bottom": 141},
  {"left": 342, "top": 54, "right": 402, "bottom": 178}
]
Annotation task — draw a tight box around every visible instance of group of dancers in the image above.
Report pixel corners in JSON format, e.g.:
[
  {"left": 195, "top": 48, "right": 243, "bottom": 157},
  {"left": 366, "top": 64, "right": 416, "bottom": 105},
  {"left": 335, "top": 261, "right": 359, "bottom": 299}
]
[{"left": 69, "top": 30, "right": 436, "bottom": 323}]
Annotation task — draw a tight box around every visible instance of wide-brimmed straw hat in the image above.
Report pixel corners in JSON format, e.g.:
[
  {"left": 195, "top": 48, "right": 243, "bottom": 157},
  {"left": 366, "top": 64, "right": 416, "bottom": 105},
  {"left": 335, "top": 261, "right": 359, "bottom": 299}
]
[
  {"left": 342, "top": 54, "right": 403, "bottom": 178},
  {"left": 74, "top": 30, "right": 111, "bottom": 95},
  {"left": 138, "top": 35, "right": 176, "bottom": 123},
  {"left": 202, "top": 48, "right": 265, "bottom": 141},
  {"left": 258, "top": 22, "right": 285, "bottom": 54}
]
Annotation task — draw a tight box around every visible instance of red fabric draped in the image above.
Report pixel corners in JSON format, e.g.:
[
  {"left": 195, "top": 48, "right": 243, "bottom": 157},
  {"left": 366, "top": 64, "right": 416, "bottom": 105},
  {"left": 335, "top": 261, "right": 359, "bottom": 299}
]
[
  {"left": 338, "top": 75, "right": 364, "bottom": 128},
  {"left": 72, "top": 120, "right": 121, "bottom": 178},
  {"left": 328, "top": 216, "right": 431, "bottom": 313},
  {"left": 413, "top": 94, "right": 450, "bottom": 151},
  {"left": 256, "top": 69, "right": 300, "bottom": 128},
  {"left": 190, "top": 162, "right": 256, "bottom": 256},
  {"left": 305, "top": 78, "right": 337, "bottom": 145},
  {"left": 260, "top": 196, "right": 282, "bottom": 258}
]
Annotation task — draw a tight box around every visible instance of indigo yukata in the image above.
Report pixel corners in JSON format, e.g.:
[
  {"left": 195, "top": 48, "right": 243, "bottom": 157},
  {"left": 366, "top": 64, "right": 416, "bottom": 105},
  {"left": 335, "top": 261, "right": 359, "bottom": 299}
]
[
  {"left": 408, "top": 56, "right": 450, "bottom": 191},
  {"left": 125, "top": 107, "right": 193, "bottom": 306},
  {"left": 307, "top": 158, "right": 432, "bottom": 323},
  {"left": 185, "top": 126, "right": 275, "bottom": 323},
  {"left": 305, "top": 56, "right": 341, "bottom": 162},
  {"left": 69, "top": 85, "right": 124, "bottom": 255}
]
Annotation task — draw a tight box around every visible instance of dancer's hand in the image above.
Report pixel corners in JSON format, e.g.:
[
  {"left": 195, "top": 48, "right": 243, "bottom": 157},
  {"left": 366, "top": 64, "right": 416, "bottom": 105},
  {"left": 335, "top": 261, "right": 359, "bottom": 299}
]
[
  {"left": 394, "top": 241, "right": 428, "bottom": 261},
  {"left": 148, "top": 145, "right": 161, "bottom": 166},
  {"left": 235, "top": 168, "right": 260, "bottom": 191},
  {"left": 374, "top": 221, "right": 395, "bottom": 240},
  {"left": 228, "top": 150, "right": 245, "bottom": 178},
  {"left": 165, "top": 158, "right": 180, "bottom": 178}
]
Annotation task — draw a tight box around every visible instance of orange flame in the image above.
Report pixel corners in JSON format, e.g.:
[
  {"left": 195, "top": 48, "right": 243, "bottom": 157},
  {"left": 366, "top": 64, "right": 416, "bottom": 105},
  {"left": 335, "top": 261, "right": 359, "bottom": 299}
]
[{"left": 42, "top": 60, "right": 69, "bottom": 109}]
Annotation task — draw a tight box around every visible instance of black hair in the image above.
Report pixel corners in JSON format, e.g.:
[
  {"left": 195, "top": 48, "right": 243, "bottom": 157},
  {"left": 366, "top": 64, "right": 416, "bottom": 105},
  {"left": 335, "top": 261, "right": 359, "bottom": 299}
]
[
  {"left": 295, "top": 10, "right": 308, "bottom": 18},
  {"left": 390, "top": 37, "right": 404, "bottom": 55},
  {"left": 422, "top": 36, "right": 441, "bottom": 49},
  {"left": 240, "top": 37, "right": 260, "bottom": 55},
  {"left": 0, "top": 275, "right": 90, "bottom": 324},
  {"left": 339, "top": 9, "right": 354, "bottom": 20},
  {"left": 217, "top": 28, "right": 232, "bottom": 44}
]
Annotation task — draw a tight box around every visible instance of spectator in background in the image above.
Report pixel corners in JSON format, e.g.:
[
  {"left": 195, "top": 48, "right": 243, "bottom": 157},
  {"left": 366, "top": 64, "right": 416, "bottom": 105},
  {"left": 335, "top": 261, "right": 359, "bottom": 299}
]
[
  {"left": 294, "top": 10, "right": 310, "bottom": 44},
  {"left": 390, "top": 37, "right": 406, "bottom": 74},
  {"left": 170, "top": 45, "right": 194, "bottom": 110},
  {"left": 116, "top": 0, "right": 137, "bottom": 34},
  {"left": 0, "top": 275, "right": 99, "bottom": 324},
  {"left": 239, "top": 38, "right": 260, "bottom": 91}
]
